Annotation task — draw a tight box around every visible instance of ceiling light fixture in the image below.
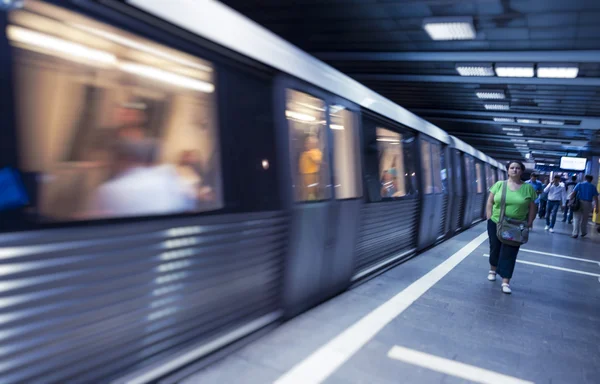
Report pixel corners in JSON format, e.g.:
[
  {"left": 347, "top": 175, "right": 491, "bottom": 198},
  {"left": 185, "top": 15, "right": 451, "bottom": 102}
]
[
  {"left": 329, "top": 124, "right": 344, "bottom": 130},
  {"left": 502, "top": 126, "right": 521, "bottom": 132},
  {"left": 506, "top": 132, "right": 523, "bottom": 136},
  {"left": 494, "top": 117, "right": 514, "bottom": 122},
  {"left": 516, "top": 118, "right": 539, "bottom": 124},
  {"left": 537, "top": 63, "right": 579, "bottom": 79},
  {"left": 495, "top": 63, "right": 535, "bottom": 78},
  {"left": 541, "top": 120, "right": 564, "bottom": 126},
  {"left": 423, "top": 17, "right": 476, "bottom": 40},
  {"left": 456, "top": 63, "right": 495, "bottom": 77},
  {"left": 510, "top": 139, "right": 526, "bottom": 142},
  {"left": 476, "top": 89, "right": 505, "bottom": 99},
  {"left": 484, "top": 103, "right": 510, "bottom": 110}
]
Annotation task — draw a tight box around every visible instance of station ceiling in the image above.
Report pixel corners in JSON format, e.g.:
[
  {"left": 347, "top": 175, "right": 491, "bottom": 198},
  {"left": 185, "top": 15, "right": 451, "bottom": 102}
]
[{"left": 221, "top": 0, "right": 600, "bottom": 168}]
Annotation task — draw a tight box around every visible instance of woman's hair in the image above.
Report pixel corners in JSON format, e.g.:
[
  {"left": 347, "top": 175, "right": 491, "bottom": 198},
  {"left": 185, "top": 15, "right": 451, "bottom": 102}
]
[{"left": 506, "top": 160, "right": 526, "bottom": 172}]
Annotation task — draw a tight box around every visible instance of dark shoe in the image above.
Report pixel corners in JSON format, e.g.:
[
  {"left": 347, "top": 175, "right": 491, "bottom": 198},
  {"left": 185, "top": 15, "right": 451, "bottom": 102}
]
[
  {"left": 568, "top": 221, "right": 573, "bottom": 224},
  {"left": 582, "top": 233, "right": 587, "bottom": 237},
  {"left": 572, "top": 234, "right": 578, "bottom": 238}
]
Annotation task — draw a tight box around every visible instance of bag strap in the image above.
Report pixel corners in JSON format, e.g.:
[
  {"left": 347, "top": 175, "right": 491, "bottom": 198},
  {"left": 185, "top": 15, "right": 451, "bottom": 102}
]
[{"left": 499, "top": 181, "right": 508, "bottom": 223}]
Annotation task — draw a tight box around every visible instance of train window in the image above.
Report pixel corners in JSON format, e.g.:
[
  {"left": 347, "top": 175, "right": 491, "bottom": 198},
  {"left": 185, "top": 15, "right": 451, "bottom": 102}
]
[
  {"left": 475, "top": 163, "right": 484, "bottom": 193},
  {"left": 7, "top": 3, "right": 222, "bottom": 221},
  {"left": 431, "top": 143, "right": 442, "bottom": 194},
  {"left": 377, "top": 128, "right": 406, "bottom": 198},
  {"left": 330, "top": 106, "right": 362, "bottom": 199},
  {"left": 286, "top": 89, "right": 331, "bottom": 202},
  {"left": 421, "top": 140, "right": 433, "bottom": 194}
]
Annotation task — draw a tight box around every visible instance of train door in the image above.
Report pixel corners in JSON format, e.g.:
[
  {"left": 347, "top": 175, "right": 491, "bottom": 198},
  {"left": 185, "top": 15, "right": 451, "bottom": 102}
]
[
  {"left": 482, "top": 164, "right": 493, "bottom": 219},
  {"left": 473, "top": 160, "right": 485, "bottom": 222},
  {"left": 418, "top": 137, "right": 447, "bottom": 249},
  {"left": 275, "top": 78, "right": 363, "bottom": 316},
  {"left": 449, "top": 149, "right": 465, "bottom": 233},
  {"left": 462, "top": 154, "right": 476, "bottom": 227},
  {"left": 351, "top": 114, "right": 420, "bottom": 281}
]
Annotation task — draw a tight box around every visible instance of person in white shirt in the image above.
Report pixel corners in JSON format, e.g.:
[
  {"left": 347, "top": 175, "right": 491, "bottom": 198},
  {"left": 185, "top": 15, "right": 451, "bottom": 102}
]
[
  {"left": 84, "top": 138, "right": 195, "bottom": 219},
  {"left": 544, "top": 175, "right": 566, "bottom": 232}
]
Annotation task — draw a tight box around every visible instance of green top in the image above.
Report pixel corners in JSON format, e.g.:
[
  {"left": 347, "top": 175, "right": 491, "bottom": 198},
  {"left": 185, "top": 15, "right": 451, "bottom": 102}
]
[{"left": 489, "top": 181, "right": 537, "bottom": 223}]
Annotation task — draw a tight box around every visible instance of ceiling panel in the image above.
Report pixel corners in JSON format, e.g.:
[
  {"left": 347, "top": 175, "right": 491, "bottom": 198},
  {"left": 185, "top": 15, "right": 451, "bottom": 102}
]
[{"left": 221, "top": 0, "right": 600, "bottom": 165}]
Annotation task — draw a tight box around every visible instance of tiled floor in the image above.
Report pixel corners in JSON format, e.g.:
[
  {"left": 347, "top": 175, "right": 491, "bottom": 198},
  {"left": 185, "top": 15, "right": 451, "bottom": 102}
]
[{"left": 181, "top": 219, "right": 600, "bottom": 384}]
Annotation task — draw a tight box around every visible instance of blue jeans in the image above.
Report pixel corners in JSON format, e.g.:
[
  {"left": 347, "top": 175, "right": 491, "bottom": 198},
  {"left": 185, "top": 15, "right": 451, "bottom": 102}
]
[{"left": 545, "top": 200, "right": 561, "bottom": 228}]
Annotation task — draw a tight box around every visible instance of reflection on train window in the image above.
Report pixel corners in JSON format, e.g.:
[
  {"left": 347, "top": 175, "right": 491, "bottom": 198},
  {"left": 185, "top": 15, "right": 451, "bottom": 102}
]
[
  {"left": 286, "top": 89, "right": 331, "bottom": 202},
  {"left": 421, "top": 141, "right": 433, "bottom": 195},
  {"left": 464, "top": 156, "right": 474, "bottom": 192},
  {"left": 431, "top": 143, "right": 442, "bottom": 194},
  {"left": 485, "top": 165, "right": 494, "bottom": 191},
  {"left": 8, "top": 1, "right": 222, "bottom": 221},
  {"left": 475, "top": 163, "right": 484, "bottom": 193},
  {"left": 330, "top": 106, "right": 362, "bottom": 199},
  {"left": 377, "top": 128, "right": 406, "bottom": 198}
]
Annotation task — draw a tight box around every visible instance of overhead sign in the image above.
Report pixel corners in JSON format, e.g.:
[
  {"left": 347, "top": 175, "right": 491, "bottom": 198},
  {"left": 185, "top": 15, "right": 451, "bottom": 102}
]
[{"left": 560, "top": 156, "right": 586, "bottom": 171}]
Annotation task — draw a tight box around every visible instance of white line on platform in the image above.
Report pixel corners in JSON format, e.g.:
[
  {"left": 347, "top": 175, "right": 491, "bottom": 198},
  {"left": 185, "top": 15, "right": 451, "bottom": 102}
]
[
  {"left": 273, "top": 231, "right": 489, "bottom": 384},
  {"left": 519, "top": 248, "right": 599, "bottom": 265},
  {"left": 387, "top": 345, "right": 535, "bottom": 384},
  {"left": 482, "top": 254, "right": 600, "bottom": 278}
]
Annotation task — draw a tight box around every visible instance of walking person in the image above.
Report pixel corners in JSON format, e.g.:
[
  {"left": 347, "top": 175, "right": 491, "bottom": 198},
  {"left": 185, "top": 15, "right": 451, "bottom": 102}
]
[
  {"left": 544, "top": 175, "right": 566, "bottom": 233},
  {"left": 486, "top": 161, "right": 537, "bottom": 294},
  {"left": 563, "top": 175, "right": 577, "bottom": 223},
  {"left": 569, "top": 175, "right": 599, "bottom": 238}
]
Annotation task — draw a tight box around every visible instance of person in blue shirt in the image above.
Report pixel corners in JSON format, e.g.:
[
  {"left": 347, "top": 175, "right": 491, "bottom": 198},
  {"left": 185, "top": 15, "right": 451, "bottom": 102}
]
[
  {"left": 568, "top": 174, "right": 599, "bottom": 238},
  {"left": 526, "top": 173, "right": 544, "bottom": 222}
]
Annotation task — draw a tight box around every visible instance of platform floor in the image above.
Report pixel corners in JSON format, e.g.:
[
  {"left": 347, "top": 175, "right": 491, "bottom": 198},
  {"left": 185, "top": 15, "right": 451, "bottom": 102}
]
[{"left": 181, "top": 218, "right": 600, "bottom": 384}]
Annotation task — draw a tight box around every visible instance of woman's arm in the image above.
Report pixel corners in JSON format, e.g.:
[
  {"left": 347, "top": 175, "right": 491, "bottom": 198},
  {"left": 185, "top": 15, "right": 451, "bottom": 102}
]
[
  {"left": 486, "top": 192, "right": 494, "bottom": 220},
  {"left": 527, "top": 201, "right": 537, "bottom": 227}
]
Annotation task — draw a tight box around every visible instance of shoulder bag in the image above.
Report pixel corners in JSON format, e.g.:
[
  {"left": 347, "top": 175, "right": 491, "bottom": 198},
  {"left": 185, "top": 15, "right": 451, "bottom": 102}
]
[{"left": 496, "top": 181, "right": 529, "bottom": 246}]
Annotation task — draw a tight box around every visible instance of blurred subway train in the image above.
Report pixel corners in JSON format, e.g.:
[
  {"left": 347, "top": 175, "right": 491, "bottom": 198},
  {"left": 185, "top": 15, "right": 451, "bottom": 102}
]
[{"left": 0, "top": 0, "right": 505, "bottom": 383}]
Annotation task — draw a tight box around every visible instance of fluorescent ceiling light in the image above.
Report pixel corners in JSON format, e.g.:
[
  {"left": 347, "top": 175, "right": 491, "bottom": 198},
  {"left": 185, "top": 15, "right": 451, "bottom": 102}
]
[
  {"left": 120, "top": 62, "right": 214, "bottom": 92},
  {"left": 514, "top": 144, "right": 528, "bottom": 148},
  {"left": 536, "top": 162, "right": 546, "bottom": 165},
  {"left": 502, "top": 126, "right": 521, "bottom": 132},
  {"left": 493, "top": 117, "right": 514, "bottom": 123},
  {"left": 6, "top": 25, "right": 116, "bottom": 64},
  {"left": 528, "top": 140, "right": 543, "bottom": 144},
  {"left": 510, "top": 139, "right": 525, "bottom": 142},
  {"left": 516, "top": 118, "right": 539, "bottom": 124},
  {"left": 476, "top": 89, "right": 505, "bottom": 99},
  {"left": 495, "top": 63, "right": 535, "bottom": 78},
  {"left": 423, "top": 17, "right": 476, "bottom": 40},
  {"left": 456, "top": 63, "right": 494, "bottom": 77},
  {"left": 537, "top": 63, "right": 578, "bottom": 79},
  {"left": 71, "top": 23, "right": 212, "bottom": 71},
  {"left": 541, "top": 120, "right": 564, "bottom": 126},
  {"left": 506, "top": 132, "right": 523, "bottom": 136},
  {"left": 330, "top": 124, "right": 344, "bottom": 130},
  {"left": 377, "top": 138, "right": 400, "bottom": 143},
  {"left": 285, "top": 110, "right": 316, "bottom": 122},
  {"left": 484, "top": 103, "right": 510, "bottom": 110}
]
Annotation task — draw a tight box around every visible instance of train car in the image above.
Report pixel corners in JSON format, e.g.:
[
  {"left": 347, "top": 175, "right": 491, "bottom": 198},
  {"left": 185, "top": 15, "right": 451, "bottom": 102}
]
[{"left": 0, "top": 1, "right": 504, "bottom": 383}]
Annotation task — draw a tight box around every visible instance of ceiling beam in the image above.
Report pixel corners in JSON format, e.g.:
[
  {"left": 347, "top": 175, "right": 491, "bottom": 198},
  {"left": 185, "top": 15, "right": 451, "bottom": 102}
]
[
  {"left": 411, "top": 109, "right": 600, "bottom": 125},
  {"left": 315, "top": 51, "right": 600, "bottom": 63},
  {"left": 352, "top": 74, "right": 600, "bottom": 86},
  {"left": 425, "top": 116, "right": 599, "bottom": 130}
]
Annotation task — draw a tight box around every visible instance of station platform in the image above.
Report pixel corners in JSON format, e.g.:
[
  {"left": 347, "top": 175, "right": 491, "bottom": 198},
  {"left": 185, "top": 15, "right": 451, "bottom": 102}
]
[{"left": 181, "top": 218, "right": 600, "bottom": 384}]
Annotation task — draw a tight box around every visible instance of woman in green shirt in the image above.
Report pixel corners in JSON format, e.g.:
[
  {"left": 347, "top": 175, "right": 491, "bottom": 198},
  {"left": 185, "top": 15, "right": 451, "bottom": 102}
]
[{"left": 485, "top": 161, "right": 537, "bottom": 294}]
